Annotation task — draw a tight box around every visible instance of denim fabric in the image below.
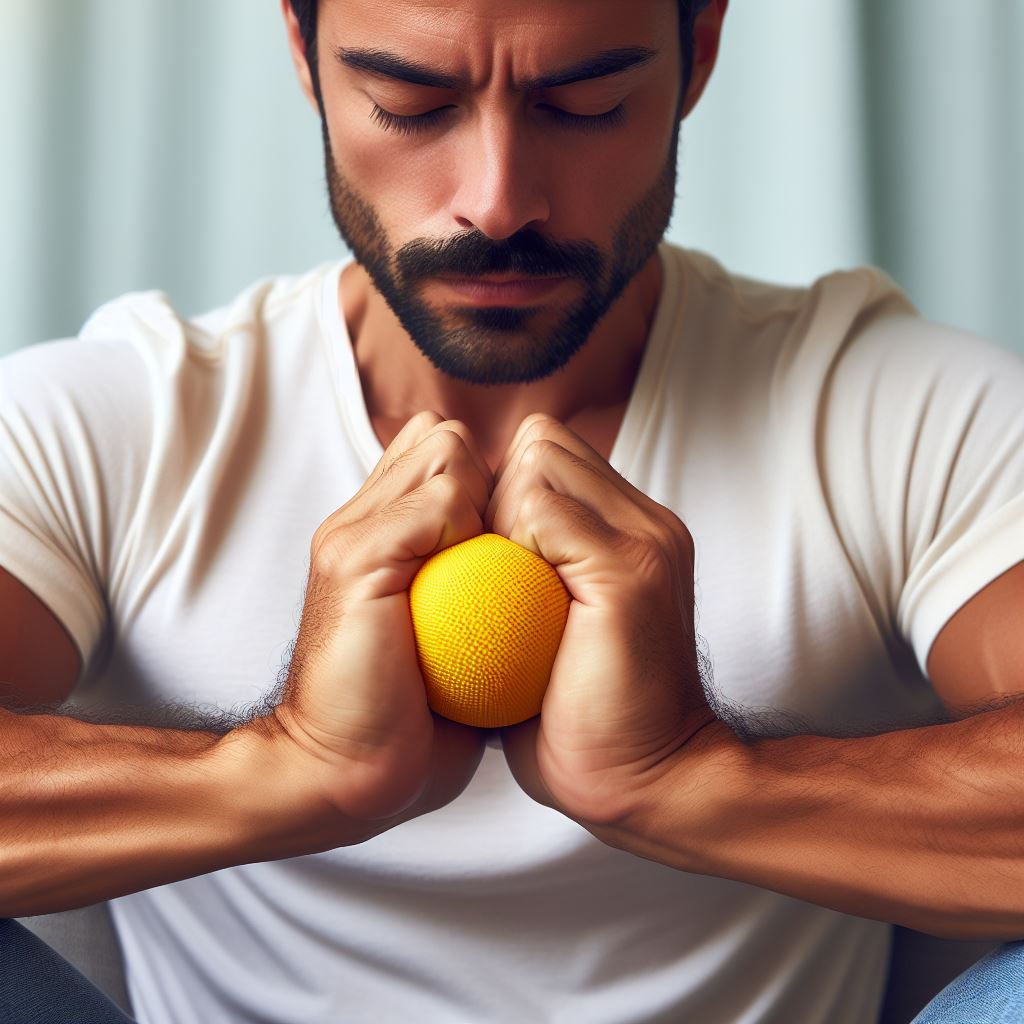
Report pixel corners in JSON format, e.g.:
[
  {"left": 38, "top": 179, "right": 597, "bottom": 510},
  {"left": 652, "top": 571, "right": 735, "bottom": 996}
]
[
  {"left": 0, "top": 919, "right": 134, "bottom": 1024},
  {"left": 2, "top": 914, "right": 1022, "bottom": 1023},
  {"left": 912, "top": 940, "right": 1024, "bottom": 1024}
]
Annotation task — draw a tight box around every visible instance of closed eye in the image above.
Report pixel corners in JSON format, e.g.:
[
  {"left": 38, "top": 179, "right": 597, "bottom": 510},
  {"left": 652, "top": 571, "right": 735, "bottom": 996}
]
[
  {"left": 536, "top": 102, "right": 625, "bottom": 133},
  {"left": 369, "top": 102, "right": 626, "bottom": 137},
  {"left": 370, "top": 103, "right": 454, "bottom": 136}
]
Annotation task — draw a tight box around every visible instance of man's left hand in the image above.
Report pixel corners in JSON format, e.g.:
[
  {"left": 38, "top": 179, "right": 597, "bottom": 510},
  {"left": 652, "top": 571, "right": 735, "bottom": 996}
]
[{"left": 484, "top": 413, "right": 719, "bottom": 832}]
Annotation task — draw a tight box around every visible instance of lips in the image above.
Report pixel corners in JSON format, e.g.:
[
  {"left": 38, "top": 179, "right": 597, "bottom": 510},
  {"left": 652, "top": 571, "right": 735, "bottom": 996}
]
[{"left": 434, "top": 274, "right": 568, "bottom": 306}]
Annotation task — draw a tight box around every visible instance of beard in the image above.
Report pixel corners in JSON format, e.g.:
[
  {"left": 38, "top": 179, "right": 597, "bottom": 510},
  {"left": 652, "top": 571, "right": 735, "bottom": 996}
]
[{"left": 320, "top": 118, "right": 679, "bottom": 387}]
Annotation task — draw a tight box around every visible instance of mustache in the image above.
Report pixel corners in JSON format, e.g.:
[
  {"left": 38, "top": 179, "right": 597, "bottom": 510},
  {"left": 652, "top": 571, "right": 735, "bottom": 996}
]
[{"left": 394, "top": 229, "right": 604, "bottom": 283}]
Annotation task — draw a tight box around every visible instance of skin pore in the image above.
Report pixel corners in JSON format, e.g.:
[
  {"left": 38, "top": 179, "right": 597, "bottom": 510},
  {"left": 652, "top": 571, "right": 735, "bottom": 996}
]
[{"left": 283, "top": 0, "right": 725, "bottom": 471}]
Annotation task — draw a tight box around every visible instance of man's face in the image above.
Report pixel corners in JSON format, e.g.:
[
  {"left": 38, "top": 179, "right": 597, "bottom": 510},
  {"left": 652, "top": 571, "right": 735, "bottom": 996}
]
[{"left": 315, "top": 0, "right": 683, "bottom": 386}]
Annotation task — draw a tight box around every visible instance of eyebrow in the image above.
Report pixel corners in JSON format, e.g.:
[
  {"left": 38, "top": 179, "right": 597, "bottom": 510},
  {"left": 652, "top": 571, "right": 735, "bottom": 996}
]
[{"left": 334, "top": 45, "right": 657, "bottom": 92}]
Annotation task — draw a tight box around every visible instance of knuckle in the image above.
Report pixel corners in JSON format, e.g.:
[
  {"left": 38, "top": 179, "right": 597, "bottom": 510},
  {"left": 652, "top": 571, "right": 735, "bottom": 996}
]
[
  {"left": 671, "top": 515, "right": 696, "bottom": 564},
  {"left": 310, "top": 524, "right": 358, "bottom": 581},
  {"left": 383, "top": 427, "right": 467, "bottom": 488},
  {"left": 424, "top": 471, "right": 463, "bottom": 506},
  {"left": 521, "top": 412, "right": 558, "bottom": 435},
  {"left": 425, "top": 426, "right": 465, "bottom": 462},
  {"left": 621, "top": 529, "right": 674, "bottom": 587},
  {"left": 652, "top": 507, "right": 694, "bottom": 564},
  {"left": 519, "top": 484, "right": 558, "bottom": 521},
  {"left": 521, "top": 436, "right": 561, "bottom": 470},
  {"left": 514, "top": 415, "right": 556, "bottom": 453},
  {"left": 657, "top": 520, "right": 681, "bottom": 555},
  {"left": 310, "top": 520, "right": 335, "bottom": 562},
  {"left": 436, "top": 418, "right": 470, "bottom": 441},
  {"left": 410, "top": 409, "right": 443, "bottom": 430}
]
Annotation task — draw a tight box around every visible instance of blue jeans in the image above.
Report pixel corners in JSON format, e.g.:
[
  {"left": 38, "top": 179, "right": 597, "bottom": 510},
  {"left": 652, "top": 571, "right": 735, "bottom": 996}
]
[
  {"left": 0, "top": 919, "right": 133, "bottom": 1023},
  {"left": 1, "top": 918, "right": 1022, "bottom": 1023},
  {"left": 910, "top": 939, "right": 1024, "bottom": 1024}
]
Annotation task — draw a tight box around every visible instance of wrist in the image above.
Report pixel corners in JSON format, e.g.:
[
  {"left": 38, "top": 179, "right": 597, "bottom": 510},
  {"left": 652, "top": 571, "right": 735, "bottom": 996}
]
[
  {"left": 212, "top": 715, "right": 381, "bottom": 862},
  {"left": 596, "top": 719, "right": 751, "bottom": 874}
]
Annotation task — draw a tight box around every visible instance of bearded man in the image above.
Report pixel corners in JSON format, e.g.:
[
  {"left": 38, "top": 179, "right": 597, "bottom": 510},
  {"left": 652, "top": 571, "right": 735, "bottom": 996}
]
[{"left": 1, "top": 2, "right": 1023, "bottom": 1022}]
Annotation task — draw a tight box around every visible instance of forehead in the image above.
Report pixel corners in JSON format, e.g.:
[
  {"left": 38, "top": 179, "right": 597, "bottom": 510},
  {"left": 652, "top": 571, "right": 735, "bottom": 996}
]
[{"left": 328, "top": 0, "right": 677, "bottom": 79}]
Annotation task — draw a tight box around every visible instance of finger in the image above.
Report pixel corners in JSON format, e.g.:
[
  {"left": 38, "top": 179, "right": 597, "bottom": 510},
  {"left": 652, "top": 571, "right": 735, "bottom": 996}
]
[
  {"left": 494, "top": 413, "right": 621, "bottom": 489},
  {"left": 377, "top": 425, "right": 492, "bottom": 520},
  {"left": 410, "top": 715, "right": 489, "bottom": 814},
  {"left": 488, "top": 415, "right": 627, "bottom": 528},
  {"left": 374, "top": 414, "right": 492, "bottom": 497},
  {"left": 493, "top": 411, "right": 552, "bottom": 481},
  {"left": 340, "top": 471, "right": 485, "bottom": 600},
  {"left": 368, "top": 409, "right": 445, "bottom": 486},
  {"left": 423, "top": 419, "right": 494, "bottom": 499},
  {"left": 315, "top": 410, "right": 446, "bottom": 539},
  {"left": 490, "top": 413, "right": 677, "bottom": 537},
  {"left": 340, "top": 419, "right": 493, "bottom": 529},
  {"left": 504, "top": 484, "right": 619, "bottom": 586},
  {"left": 385, "top": 471, "right": 486, "bottom": 561},
  {"left": 489, "top": 438, "right": 638, "bottom": 541},
  {"left": 498, "top": 718, "right": 560, "bottom": 812}
]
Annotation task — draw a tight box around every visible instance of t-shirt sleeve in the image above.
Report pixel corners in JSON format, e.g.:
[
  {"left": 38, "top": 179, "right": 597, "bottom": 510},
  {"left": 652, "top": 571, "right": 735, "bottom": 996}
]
[
  {"left": 817, "top": 310, "right": 1024, "bottom": 680},
  {"left": 0, "top": 336, "right": 153, "bottom": 691}
]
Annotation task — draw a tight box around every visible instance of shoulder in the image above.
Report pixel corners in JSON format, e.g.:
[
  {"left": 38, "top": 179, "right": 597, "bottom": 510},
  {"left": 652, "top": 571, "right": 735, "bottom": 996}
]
[
  {"left": 0, "top": 265, "right": 321, "bottom": 439},
  {"left": 664, "top": 244, "right": 1024, "bottom": 404},
  {"left": 665, "top": 242, "right": 917, "bottom": 342},
  {"left": 75, "top": 261, "right": 343, "bottom": 363},
  {"left": 0, "top": 260, "right": 347, "bottom": 517}
]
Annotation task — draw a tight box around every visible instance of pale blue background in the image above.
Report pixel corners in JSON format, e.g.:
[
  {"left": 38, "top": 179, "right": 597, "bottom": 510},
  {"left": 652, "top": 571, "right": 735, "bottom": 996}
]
[{"left": 2, "top": 0, "right": 1022, "bottom": 355}]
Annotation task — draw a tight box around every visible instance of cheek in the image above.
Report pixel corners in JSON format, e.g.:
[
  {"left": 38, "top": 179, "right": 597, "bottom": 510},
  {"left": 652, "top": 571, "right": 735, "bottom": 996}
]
[
  {"left": 328, "top": 105, "right": 454, "bottom": 233},
  {"left": 600, "top": 97, "right": 678, "bottom": 186},
  {"left": 537, "top": 114, "right": 676, "bottom": 233}
]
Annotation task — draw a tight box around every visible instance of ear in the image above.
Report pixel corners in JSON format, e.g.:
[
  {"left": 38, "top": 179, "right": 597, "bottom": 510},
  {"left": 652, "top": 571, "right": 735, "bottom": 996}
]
[
  {"left": 679, "top": 0, "right": 728, "bottom": 121},
  {"left": 280, "top": 0, "right": 321, "bottom": 115}
]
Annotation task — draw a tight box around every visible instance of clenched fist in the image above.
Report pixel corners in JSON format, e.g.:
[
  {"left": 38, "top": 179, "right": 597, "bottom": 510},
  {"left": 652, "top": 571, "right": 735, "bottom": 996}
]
[{"left": 268, "top": 410, "right": 494, "bottom": 840}]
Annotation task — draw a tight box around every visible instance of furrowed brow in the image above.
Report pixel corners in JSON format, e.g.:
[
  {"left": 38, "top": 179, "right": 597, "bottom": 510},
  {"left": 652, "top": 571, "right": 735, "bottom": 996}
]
[
  {"left": 334, "top": 45, "right": 658, "bottom": 92},
  {"left": 335, "top": 48, "right": 460, "bottom": 89},
  {"left": 522, "top": 47, "right": 658, "bottom": 90}
]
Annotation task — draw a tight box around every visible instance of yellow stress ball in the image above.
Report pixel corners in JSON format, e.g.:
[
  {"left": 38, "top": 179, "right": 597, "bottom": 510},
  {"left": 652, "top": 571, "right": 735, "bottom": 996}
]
[{"left": 409, "top": 533, "right": 571, "bottom": 729}]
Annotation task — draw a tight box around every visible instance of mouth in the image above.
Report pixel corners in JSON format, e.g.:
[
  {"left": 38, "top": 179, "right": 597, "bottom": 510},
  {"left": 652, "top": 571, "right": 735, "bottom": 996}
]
[{"left": 433, "top": 273, "right": 569, "bottom": 306}]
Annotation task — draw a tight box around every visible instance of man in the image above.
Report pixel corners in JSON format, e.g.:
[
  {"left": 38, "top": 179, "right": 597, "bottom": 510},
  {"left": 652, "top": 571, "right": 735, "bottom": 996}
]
[{"left": 1, "top": 0, "right": 1022, "bottom": 1021}]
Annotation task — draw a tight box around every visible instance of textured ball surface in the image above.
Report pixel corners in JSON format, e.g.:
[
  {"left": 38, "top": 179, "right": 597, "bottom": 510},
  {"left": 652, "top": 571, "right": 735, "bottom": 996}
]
[{"left": 409, "top": 533, "right": 571, "bottom": 728}]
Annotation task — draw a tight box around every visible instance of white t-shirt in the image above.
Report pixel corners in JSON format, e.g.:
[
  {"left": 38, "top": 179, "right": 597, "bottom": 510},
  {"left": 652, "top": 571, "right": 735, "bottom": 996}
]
[{"left": 3, "top": 242, "right": 1024, "bottom": 1023}]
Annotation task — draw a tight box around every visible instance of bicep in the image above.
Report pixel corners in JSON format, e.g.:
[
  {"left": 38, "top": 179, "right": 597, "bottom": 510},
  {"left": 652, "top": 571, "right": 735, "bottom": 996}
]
[
  {"left": 926, "top": 560, "right": 1024, "bottom": 719},
  {"left": 0, "top": 565, "right": 81, "bottom": 708}
]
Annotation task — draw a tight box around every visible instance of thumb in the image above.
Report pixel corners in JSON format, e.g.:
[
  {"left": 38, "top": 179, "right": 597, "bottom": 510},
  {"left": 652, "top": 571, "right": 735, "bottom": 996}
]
[{"left": 499, "top": 717, "right": 560, "bottom": 812}]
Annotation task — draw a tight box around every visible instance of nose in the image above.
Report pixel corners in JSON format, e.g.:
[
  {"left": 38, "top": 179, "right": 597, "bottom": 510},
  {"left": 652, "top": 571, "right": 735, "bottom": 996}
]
[{"left": 449, "top": 110, "right": 550, "bottom": 240}]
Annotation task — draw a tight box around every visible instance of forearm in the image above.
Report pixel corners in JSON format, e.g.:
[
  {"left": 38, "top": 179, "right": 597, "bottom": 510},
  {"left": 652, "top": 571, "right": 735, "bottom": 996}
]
[
  {"left": 0, "top": 710, "right": 353, "bottom": 917},
  {"left": 612, "top": 705, "right": 1024, "bottom": 941}
]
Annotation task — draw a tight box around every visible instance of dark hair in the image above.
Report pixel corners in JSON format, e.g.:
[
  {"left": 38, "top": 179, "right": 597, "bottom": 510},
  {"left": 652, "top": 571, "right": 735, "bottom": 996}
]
[{"left": 289, "top": 0, "right": 713, "bottom": 106}]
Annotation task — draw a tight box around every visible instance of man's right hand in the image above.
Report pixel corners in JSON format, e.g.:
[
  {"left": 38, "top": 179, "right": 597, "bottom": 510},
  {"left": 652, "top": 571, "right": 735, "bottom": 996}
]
[{"left": 269, "top": 410, "right": 494, "bottom": 835}]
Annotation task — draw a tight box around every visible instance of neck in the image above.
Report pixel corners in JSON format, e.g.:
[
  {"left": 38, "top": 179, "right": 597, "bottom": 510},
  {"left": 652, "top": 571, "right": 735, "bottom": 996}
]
[{"left": 339, "top": 251, "right": 663, "bottom": 472}]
